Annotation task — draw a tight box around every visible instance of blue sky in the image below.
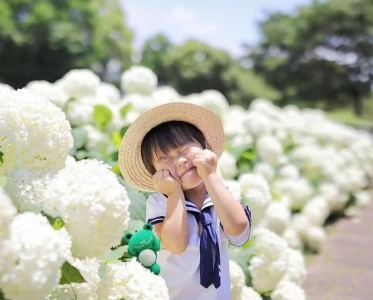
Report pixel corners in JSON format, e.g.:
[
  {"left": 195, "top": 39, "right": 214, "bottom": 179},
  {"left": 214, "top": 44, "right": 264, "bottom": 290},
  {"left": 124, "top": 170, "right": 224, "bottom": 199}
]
[{"left": 120, "top": 0, "right": 312, "bottom": 57}]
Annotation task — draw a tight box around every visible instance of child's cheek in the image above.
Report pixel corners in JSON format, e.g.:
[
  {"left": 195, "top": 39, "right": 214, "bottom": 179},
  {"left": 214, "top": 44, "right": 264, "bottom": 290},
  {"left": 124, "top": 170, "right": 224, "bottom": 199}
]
[{"left": 168, "top": 168, "right": 178, "bottom": 179}]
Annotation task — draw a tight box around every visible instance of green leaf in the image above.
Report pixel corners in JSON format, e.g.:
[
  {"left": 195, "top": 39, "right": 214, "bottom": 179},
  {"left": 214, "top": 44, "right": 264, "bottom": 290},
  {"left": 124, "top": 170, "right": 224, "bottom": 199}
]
[
  {"left": 0, "top": 289, "right": 8, "bottom": 300},
  {"left": 120, "top": 126, "right": 129, "bottom": 137},
  {"left": 111, "top": 131, "right": 123, "bottom": 147},
  {"left": 120, "top": 103, "right": 132, "bottom": 118},
  {"left": 118, "top": 177, "right": 147, "bottom": 222},
  {"left": 0, "top": 151, "right": 3, "bottom": 165},
  {"left": 93, "top": 105, "right": 113, "bottom": 130},
  {"left": 41, "top": 211, "right": 65, "bottom": 230},
  {"left": 71, "top": 127, "right": 88, "bottom": 150},
  {"left": 0, "top": 176, "right": 7, "bottom": 188},
  {"left": 59, "top": 261, "right": 86, "bottom": 284}
]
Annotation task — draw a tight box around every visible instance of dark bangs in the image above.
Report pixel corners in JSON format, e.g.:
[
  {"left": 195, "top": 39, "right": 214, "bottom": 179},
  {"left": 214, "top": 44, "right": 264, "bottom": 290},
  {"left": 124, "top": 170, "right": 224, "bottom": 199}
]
[{"left": 141, "top": 121, "right": 206, "bottom": 174}]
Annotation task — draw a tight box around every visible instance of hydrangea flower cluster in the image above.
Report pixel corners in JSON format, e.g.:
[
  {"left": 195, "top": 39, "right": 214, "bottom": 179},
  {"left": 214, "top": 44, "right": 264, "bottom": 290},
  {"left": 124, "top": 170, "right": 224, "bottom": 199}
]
[
  {"left": 0, "top": 88, "right": 73, "bottom": 174},
  {"left": 1, "top": 64, "right": 372, "bottom": 299},
  {"left": 97, "top": 261, "right": 169, "bottom": 300},
  {"left": 0, "top": 187, "right": 17, "bottom": 241},
  {"left": 121, "top": 66, "right": 158, "bottom": 96},
  {"left": 0, "top": 213, "right": 69, "bottom": 300},
  {"left": 248, "top": 228, "right": 306, "bottom": 294},
  {"left": 42, "top": 159, "right": 130, "bottom": 258}
]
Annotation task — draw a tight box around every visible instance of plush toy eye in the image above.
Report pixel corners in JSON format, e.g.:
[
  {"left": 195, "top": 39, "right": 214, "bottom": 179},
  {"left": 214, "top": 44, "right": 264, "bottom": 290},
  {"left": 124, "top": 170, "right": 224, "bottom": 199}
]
[
  {"left": 143, "top": 223, "right": 153, "bottom": 231},
  {"left": 124, "top": 232, "right": 133, "bottom": 242}
]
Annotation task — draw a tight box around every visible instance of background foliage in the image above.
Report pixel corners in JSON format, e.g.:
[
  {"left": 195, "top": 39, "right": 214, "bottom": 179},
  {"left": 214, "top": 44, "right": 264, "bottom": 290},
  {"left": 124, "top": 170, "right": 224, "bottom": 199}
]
[{"left": 0, "top": 0, "right": 372, "bottom": 124}]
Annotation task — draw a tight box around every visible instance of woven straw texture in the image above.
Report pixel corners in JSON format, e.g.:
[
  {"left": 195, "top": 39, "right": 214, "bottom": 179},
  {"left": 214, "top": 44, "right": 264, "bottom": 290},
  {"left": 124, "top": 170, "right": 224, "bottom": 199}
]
[{"left": 118, "top": 102, "right": 225, "bottom": 191}]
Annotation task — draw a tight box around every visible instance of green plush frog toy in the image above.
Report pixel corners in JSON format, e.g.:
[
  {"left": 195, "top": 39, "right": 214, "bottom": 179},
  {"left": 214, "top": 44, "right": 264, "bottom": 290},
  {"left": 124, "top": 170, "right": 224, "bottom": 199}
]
[{"left": 121, "top": 223, "right": 161, "bottom": 275}]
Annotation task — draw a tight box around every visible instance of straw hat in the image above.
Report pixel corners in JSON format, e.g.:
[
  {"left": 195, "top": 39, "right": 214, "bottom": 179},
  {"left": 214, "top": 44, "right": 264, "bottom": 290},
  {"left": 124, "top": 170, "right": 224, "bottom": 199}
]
[{"left": 118, "top": 102, "right": 225, "bottom": 191}]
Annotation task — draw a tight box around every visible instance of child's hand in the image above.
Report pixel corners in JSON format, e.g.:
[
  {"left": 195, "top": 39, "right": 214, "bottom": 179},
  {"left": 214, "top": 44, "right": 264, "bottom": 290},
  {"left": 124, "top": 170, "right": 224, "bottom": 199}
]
[
  {"left": 152, "top": 169, "right": 182, "bottom": 196},
  {"left": 191, "top": 149, "right": 217, "bottom": 179}
]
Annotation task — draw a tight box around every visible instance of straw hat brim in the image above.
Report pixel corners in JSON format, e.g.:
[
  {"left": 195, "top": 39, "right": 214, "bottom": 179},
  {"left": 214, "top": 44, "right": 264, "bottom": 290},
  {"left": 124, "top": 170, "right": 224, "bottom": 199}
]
[{"left": 118, "top": 102, "right": 225, "bottom": 192}]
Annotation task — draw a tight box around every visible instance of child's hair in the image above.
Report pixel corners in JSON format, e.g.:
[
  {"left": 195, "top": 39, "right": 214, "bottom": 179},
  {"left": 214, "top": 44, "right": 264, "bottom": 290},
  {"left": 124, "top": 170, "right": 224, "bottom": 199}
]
[{"left": 141, "top": 121, "right": 206, "bottom": 174}]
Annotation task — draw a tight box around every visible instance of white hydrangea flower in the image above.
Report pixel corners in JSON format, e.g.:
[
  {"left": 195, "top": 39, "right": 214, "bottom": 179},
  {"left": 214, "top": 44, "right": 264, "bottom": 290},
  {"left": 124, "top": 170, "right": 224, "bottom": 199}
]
[
  {"left": 229, "top": 260, "right": 246, "bottom": 300},
  {"left": 198, "top": 90, "right": 229, "bottom": 116},
  {"left": 319, "top": 182, "right": 349, "bottom": 213},
  {"left": 305, "top": 226, "right": 326, "bottom": 252},
  {"left": 25, "top": 80, "right": 69, "bottom": 108},
  {"left": 123, "top": 94, "right": 155, "bottom": 114},
  {"left": 0, "top": 83, "right": 14, "bottom": 93},
  {"left": 224, "top": 180, "right": 242, "bottom": 200},
  {"left": 0, "top": 187, "right": 17, "bottom": 241},
  {"left": 0, "top": 89, "right": 73, "bottom": 174},
  {"left": 278, "top": 164, "right": 300, "bottom": 180},
  {"left": 152, "top": 86, "right": 181, "bottom": 105},
  {"left": 56, "top": 69, "right": 100, "bottom": 99},
  {"left": 222, "top": 105, "right": 247, "bottom": 137},
  {"left": 273, "top": 178, "right": 313, "bottom": 210},
  {"left": 333, "top": 166, "right": 369, "bottom": 193},
  {"left": 121, "top": 66, "right": 158, "bottom": 95},
  {"left": 251, "top": 228, "right": 289, "bottom": 260},
  {"left": 96, "top": 261, "right": 169, "bottom": 300},
  {"left": 217, "top": 151, "right": 238, "bottom": 180},
  {"left": 262, "top": 201, "right": 291, "bottom": 235},
  {"left": 5, "top": 168, "right": 58, "bottom": 212},
  {"left": 253, "top": 162, "right": 275, "bottom": 181},
  {"left": 249, "top": 254, "right": 288, "bottom": 294},
  {"left": 282, "top": 249, "right": 306, "bottom": 286},
  {"left": 248, "top": 228, "right": 289, "bottom": 293},
  {"left": 290, "top": 145, "right": 329, "bottom": 180},
  {"left": 354, "top": 190, "right": 373, "bottom": 208},
  {"left": 249, "top": 98, "right": 281, "bottom": 120},
  {"left": 230, "top": 132, "right": 254, "bottom": 149},
  {"left": 66, "top": 93, "right": 117, "bottom": 127},
  {"left": 96, "top": 82, "right": 121, "bottom": 103},
  {"left": 256, "top": 135, "right": 283, "bottom": 165},
  {"left": 238, "top": 173, "right": 271, "bottom": 226},
  {"left": 42, "top": 159, "right": 130, "bottom": 258},
  {"left": 243, "top": 111, "right": 274, "bottom": 138},
  {"left": 281, "top": 227, "right": 302, "bottom": 250},
  {"left": 47, "top": 257, "right": 100, "bottom": 300},
  {"left": 240, "top": 286, "right": 263, "bottom": 300},
  {"left": 303, "top": 195, "right": 330, "bottom": 226},
  {"left": 291, "top": 213, "right": 311, "bottom": 241},
  {"left": 81, "top": 125, "right": 111, "bottom": 151},
  {"left": 66, "top": 99, "right": 95, "bottom": 126},
  {"left": 0, "top": 212, "right": 68, "bottom": 300},
  {"left": 271, "top": 280, "right": 306, "bottom": 300}
]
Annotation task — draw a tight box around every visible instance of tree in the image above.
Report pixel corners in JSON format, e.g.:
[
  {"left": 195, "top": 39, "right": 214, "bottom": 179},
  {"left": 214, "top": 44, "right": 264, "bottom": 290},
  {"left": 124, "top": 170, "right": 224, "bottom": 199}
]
[
  {"left": 0, "top": 0, "right": 133, "bottom": 88},
  {"left": 165, "top": 39, "right": 235, "bottom": 96},
  {"left": 250, "top": 0, "right": 373, "bottom": 115},
  {"left": 140, "top": 33, "right": 174, "bottom": 85}
]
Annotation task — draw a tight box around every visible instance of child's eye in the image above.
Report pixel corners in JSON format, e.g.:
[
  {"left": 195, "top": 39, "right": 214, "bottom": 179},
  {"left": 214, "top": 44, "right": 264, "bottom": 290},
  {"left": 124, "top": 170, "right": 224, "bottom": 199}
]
[
  {"left": 181, "top": 146, "right": 192, "bottom": 153},
  {"left": 160, "top": 158, "right": 172, "bottom": 165}
]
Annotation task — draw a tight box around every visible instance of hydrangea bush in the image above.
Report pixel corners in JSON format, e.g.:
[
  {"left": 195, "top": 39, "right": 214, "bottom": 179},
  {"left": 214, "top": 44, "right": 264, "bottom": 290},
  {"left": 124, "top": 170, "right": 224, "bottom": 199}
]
[{"left": 0, "top": 65, "right": 372, "bottom": 300}]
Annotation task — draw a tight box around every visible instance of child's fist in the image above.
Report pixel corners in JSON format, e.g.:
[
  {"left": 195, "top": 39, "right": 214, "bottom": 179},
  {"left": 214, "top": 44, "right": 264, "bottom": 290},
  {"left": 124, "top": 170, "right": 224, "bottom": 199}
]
[
  {"left": 191, "top": 149, "right": 217, "bottom": 179},
  {"left": 152, "top": 169, "right": 181, "bottom": 196}
]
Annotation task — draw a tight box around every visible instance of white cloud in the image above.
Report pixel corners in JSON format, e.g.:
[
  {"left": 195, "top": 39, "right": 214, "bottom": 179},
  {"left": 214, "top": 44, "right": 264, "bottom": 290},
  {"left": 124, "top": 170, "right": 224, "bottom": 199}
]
[{"left": 165, "top": 6, "right": 220, "bottom": 40}]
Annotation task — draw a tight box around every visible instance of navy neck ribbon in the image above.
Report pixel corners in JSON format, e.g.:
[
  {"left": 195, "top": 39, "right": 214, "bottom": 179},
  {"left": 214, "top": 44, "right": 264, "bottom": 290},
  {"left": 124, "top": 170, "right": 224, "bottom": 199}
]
[{"left": 185, "top": 195, "right": 221, "bottom": 289}]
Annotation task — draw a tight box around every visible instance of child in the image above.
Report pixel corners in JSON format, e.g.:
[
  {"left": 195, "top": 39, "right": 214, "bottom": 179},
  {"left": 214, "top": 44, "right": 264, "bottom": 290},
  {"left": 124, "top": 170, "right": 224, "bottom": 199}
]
[{"left": 119, "top": 102, "right": 251, "bottom": 300}]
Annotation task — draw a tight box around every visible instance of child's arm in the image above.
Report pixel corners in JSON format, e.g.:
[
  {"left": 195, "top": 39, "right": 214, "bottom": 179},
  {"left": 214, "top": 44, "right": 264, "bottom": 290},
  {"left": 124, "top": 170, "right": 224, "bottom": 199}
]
[
  {"left": 152, "top": 169, "right": 189, "bottom": 254},
  {"left": 193, "top": 149, "right": 250, "bottom": 236}
]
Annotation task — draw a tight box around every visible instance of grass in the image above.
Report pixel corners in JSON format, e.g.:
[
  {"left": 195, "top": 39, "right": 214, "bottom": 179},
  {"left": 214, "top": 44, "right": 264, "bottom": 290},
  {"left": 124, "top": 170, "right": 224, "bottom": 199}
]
[{"left": 326, "top": 109, "right": 373, "bottom": 130}]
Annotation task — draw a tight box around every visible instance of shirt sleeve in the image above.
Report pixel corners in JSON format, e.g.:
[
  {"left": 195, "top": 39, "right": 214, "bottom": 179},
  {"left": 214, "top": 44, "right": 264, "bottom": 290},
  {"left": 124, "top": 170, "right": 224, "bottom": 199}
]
[
  {"left": 146, "top": 192, "right": 168, "bottom": 225},
  {"left": 221, "top": 186, "right": 252, "bottom": 247}
]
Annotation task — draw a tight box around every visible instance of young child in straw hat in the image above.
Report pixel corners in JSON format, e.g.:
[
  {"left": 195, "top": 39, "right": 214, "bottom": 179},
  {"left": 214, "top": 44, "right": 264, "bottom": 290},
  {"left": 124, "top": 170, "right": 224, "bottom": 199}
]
[{"left": 119, "top": 102, "right": 251, "bottom": 300}]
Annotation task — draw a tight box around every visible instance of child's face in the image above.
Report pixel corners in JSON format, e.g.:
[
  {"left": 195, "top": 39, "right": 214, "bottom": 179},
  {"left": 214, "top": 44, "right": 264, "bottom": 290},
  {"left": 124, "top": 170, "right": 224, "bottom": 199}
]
[{"left": 152, "top": 141, "right": 204, "bottom": 190}]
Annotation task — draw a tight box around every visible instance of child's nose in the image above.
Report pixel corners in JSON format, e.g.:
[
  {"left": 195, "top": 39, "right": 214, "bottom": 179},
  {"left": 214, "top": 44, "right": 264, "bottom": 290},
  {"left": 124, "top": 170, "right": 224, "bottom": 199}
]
[{"left": 176, "top": 156, "right": 187, "bottom": 167}]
